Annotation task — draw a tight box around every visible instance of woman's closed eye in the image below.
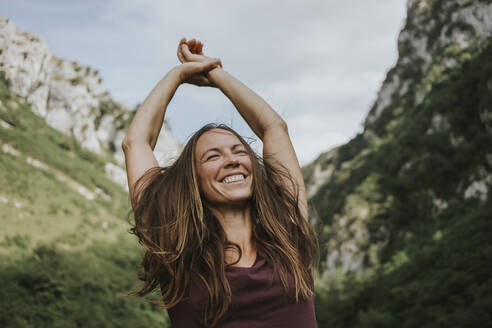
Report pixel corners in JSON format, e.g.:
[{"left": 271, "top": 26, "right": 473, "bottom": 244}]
[{"left": 205, "top": 149, "right": 246, "bottom": 161}]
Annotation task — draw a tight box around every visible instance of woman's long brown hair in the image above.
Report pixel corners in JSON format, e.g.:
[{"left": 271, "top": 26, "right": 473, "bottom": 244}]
[{"left": 125, "top": 123, "right": 320, "bottom": 327}]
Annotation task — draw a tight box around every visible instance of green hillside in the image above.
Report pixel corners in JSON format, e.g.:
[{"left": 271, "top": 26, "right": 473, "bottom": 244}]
[
  {"left": 308, "top": 5, "right": 492, "bottom": 327},
  {"left": 0, "top": 72, "right": 170, "bottom": 327}
]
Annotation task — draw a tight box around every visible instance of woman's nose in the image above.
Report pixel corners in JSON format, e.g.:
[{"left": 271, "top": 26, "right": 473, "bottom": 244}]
[{"left": 223, "top": 153, "right": 240, "bottom": 167}]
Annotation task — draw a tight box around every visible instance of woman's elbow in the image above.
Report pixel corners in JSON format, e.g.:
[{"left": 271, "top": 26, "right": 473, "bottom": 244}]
[{"left": 266, "top": 118, "right": 288, "bottom": 134}]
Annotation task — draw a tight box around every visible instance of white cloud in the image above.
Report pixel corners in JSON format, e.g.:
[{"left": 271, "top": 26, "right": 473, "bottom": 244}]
[{"left": 1, "top": 0, "right": 407, "bottom": 165}]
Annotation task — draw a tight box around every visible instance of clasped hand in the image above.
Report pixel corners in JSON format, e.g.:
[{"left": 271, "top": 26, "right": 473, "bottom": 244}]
[{"left": 177, "top": 37, "right": 222, "bottom": 87}]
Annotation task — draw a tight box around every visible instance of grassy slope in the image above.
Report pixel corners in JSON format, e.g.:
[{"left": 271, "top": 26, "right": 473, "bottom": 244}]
[{"left": 0, "top": 73, "right": 170, "bottom": 327}]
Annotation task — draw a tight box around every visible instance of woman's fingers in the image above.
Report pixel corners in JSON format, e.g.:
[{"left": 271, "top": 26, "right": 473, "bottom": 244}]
[
  {"left": 189, "top": 39, "right": 205, "bottom": 55},
  {"left": 182, "top": 43, "right": 221, "bottom": 65},
  {"left": 179, "top": 38, "right": 222, "bottom": 76},
  {"left": 182, "top": 65, "right": 218, "bottom": 87},
  {"left": 190, "top": 59, "right": 221, "bottom": 74},
  {"left": 178, "top": 38, "right": 221, "bottom": 88},
  {"left": 177, "top": 37, "right": 187, "bottom": 63},
  {"left": 180, "top": 43, "right": 192, "bottom": 61},
  {"left": 181, "top": 43, "right": 200, "bottom": 62},
  {"left": 179, "top": 38, "right": 214, "bottom": 61},
  {"left": 181, "top": 60, "right": 220, "bottom": 79},
  {"left": 179, "top": 37, "right": 206, "bottom": 55},
  {"left": 188, "top": 39, "right": 197, "bottom": 53}
]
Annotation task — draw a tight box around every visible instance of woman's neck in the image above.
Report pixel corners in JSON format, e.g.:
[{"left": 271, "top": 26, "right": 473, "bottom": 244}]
[{"left": 210, "top": 204, "right": 256, "bottom": 262}]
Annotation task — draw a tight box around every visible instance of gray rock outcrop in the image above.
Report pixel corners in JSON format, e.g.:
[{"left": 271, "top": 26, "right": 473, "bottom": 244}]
[
  {"left": 305, "top": 0, "right": 492, "bottom": 277},
  {"left": 0, "top": 15, "right": 181, "bottom": 189}
]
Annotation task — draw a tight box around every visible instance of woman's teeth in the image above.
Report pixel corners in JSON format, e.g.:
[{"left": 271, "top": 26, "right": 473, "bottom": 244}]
[{"left": 222, "top": 175, "right": 245, "bottom": 183}]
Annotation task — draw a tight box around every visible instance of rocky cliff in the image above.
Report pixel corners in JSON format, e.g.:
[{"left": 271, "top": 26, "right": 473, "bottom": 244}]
[
  {"left": 304, "top": 0, "right": 492, "bottom": 279},
  {"left": 0, "top": 15, "right": 181, "bottom": 190}
]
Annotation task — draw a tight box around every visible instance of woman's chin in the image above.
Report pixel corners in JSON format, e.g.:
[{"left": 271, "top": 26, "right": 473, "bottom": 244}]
[
  {"left": 223, "top": 191, "right": 252, "bottom": 205},
  {"left": 207, "top": 192, "right": 253, "bottom": 208}
]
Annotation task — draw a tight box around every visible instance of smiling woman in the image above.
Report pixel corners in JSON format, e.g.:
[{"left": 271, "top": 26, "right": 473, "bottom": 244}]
[
  {"left": 195, "top": 128, "right": 253, "bottom": 207},
  {"left": 121, "top": 38, "right": 319, "bottom": 327}
]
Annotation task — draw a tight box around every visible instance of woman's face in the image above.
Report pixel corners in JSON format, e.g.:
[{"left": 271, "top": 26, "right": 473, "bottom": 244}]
[{"left": 195, "top": 128, "right": 253, "bottom": 206}]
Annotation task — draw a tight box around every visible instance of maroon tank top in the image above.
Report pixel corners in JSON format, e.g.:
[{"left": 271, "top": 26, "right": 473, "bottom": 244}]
[{"left": 167, "top": 252, "right": 317, "bottom": 327}]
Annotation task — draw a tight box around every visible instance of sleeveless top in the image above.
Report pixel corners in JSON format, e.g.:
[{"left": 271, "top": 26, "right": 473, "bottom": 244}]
[{"left": 166, "top": 252, "right": 318, "bottom": 327}]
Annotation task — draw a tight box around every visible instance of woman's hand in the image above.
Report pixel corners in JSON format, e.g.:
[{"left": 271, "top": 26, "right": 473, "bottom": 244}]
[
  {"left": 178, "top": 61, "right": 221, "bottom": 87},
  {"left": 177, "top": 37, "right": 222, "bottom": 87},
  {"left": 177, "top": 38, "right": 222, "bottom": 66}
]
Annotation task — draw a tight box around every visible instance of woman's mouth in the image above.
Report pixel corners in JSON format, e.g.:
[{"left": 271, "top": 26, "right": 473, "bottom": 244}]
[{"left": 221, "top": 174, "right": 246, "bottom": 184}]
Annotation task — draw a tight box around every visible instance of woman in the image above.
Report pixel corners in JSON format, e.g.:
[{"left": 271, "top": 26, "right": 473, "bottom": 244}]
[{"left": 122, "top": 38, "right": 319, "bottom": 327}]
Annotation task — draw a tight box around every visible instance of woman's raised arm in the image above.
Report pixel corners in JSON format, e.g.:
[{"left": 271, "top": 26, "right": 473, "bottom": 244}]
[
  {"left": 123, "top": 59, "right": 221, "bottom": 148},
  {"left": 179, "top": 40, "right": 308, "bottom": 221},
  {"left": 122, "top": 59, "right": 221, "bottom": 207},
  {"left": 123, "top": 67, "right": 182, "bottom": 148}
]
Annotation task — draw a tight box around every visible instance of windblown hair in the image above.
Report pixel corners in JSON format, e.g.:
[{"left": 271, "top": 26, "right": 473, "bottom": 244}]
[{"left": 126, "top": 123, "right": 320, "bottom": 327}]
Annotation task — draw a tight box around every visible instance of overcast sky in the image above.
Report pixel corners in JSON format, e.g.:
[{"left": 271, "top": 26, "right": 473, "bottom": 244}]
[{"left": 1, "top": 0, "right": 407, "bottom": 165}]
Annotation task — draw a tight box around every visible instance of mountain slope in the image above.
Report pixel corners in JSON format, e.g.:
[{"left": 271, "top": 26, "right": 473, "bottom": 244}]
[
  {"left": 0, "top": 16, "right": 178, "bottom": 327},
  {"left": 306, "top": 0, "right": 492, "bottom": 278},
  {"left": 0, "top": 71, "right": 171, "bottom": 327},
  {"left": 307, "top": 0, "right": 492, "bottom": 326}
]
